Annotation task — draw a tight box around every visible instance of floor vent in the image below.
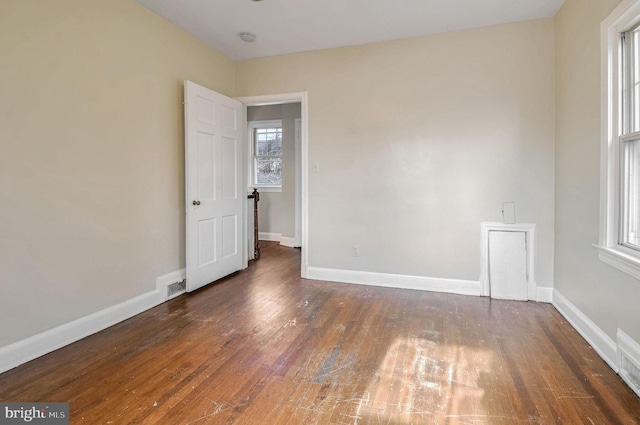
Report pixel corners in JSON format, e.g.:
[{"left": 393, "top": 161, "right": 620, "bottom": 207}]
[
  {"left": 618, "top": 329, "right": 640, "bottom": 398},
  {"left": 167, "top": 279, "right": 186, "bottom": 300},
  {"left": 620, "top": 353, "right": 640, "bottom": 397}
]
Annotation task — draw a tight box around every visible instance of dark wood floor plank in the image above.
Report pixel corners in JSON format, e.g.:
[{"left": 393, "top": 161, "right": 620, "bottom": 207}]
[{"left": 1, "top": 242, "right": 639, "bottom": 424}]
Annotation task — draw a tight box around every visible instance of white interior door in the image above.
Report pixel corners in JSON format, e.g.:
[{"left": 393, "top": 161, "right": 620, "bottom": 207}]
[
  {"left": 489, "top": 230, "right": 528, "bottom": 300},
  {"left": 185, "top": 80, "right": 244, "bottom": 292}
]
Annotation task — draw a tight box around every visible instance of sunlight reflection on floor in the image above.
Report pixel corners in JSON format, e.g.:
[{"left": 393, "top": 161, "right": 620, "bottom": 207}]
[{"left": 358, "top": 337, "right": 493, "bottom": 424}]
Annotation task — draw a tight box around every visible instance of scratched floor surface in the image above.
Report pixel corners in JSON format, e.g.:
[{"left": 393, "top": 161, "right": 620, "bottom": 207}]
[{"left": 1, "top": 242, "right": 639, "bottom": 424}]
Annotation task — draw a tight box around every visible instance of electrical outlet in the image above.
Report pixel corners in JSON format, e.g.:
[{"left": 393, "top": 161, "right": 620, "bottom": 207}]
[{"left": 352, "top": 245, "right": 360, "bottom": 257}]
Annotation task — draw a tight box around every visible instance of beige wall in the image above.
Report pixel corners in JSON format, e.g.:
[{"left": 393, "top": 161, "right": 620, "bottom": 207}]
[
  {"left": 0, "top": 0, "right": 235, "bottom": 346},
  {"left": 555, "top": 0, "right": 640, "bottom": 342},
  {"left": 10, "top": 0, "right": 634, "bottom": 363},
  {"left": 237, "top": 19, "right": 556, "bottom": 285}
]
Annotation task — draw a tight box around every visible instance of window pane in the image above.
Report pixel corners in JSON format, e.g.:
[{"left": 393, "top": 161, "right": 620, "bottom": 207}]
[
  {"left": 634, "top": 29, "right": 640, "bottom": 82},
  {"left": 266, "top": 133, "right": 282, "bottom": 155},
  {"left": 623, "top": 138, "right": 640, "bottom": 248},
  {"left": 256, "top": 141, "right": 267, "bottom": 155},
  {"left": 635, "top": 82, "right": 640, "bottom": 132},
  {"left": 634, "top": 30, "right": 640, "bottom": 132},
  {"left": 255, "top": 157, "right": 282, "bottom": 185},
  {"left": 254, "top": 129, "right": 282, "bottom": 155}
]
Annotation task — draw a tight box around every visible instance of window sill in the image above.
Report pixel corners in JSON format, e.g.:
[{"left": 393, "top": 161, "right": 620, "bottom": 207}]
[
  {"left": 594, "top": 244, "right": 640, "bottom": 281},
  {"left": 249, "top": 186, "right": 282, "bottom": 193}
]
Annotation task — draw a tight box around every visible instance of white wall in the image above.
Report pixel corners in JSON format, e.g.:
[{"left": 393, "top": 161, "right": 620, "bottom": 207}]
[
  {"left": 237, "top": 19, "right": 556, "bottom": 287},
  {"left": 0, "top": 0, "right": 236, "bottom": 347},
  {"left": 555, "top": 0, "right": 640, "bottom": 343}
]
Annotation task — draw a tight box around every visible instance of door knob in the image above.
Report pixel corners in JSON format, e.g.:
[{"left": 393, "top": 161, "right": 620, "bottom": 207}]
[{"left": 192, "top": 200, "right": 201, "bottom": 206}]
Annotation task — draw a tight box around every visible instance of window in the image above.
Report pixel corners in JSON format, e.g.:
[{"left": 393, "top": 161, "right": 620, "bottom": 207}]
[
  {"left": 248, "top": 120, "right": 282, "bottom": 191},
  {"left": 598, "top": 0, "right": 640, "bottom": 280},
  {"left": 622, "top": 25, "right": 640, "bottom": 250}
]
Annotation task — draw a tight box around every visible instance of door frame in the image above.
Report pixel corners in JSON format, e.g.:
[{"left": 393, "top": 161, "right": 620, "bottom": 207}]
[
  {"left": 294, "top": 118, "right": 302, "bottom": 248},
  {"left": 236, "top": 92, "right": 309, "bottom": 278},
  {"left": 480, "top": 222, "right": 536, "bottom": 299}
]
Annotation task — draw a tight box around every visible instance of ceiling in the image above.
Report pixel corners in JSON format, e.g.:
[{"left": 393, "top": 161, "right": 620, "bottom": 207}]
[{"left": 135, "top": 0, "right": 565, "bottom": 61}]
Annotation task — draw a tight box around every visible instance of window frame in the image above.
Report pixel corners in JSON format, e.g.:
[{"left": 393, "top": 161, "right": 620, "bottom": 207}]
[
  {"left": 248, "top": 119, "right": 283, "bottom": 192},
  {"left": 620, "top": 24, "right": 640, "bottom": 251},
  {"left": 597, "top": 0, "right": 640, "bottom": 280}
]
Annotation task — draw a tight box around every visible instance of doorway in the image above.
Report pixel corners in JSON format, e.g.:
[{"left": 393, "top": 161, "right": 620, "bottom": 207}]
[
  {"left": 246, "top": 104, "right": 300, "bottom": 248},
  {"left": 237, "top": 93, "right": 309, "bottom": 278}
]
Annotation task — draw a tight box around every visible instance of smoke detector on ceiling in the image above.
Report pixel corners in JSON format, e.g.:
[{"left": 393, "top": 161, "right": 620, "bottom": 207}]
[{"left": 240, "top": 32, "right": 256, "bottom": 43}]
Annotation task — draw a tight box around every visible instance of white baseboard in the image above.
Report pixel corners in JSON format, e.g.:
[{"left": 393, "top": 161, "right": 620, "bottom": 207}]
[
  {"left": 0, "top": 267, "right": 189, "bottom": 374},
  {"left": 552, "top": 290, "right": 618, "bottom": 372},
  {"left": 279, "top": 236, "right": 297, "bottom": 248},
  {"left": 258, "top": 232, "right": 299, "bottom": 248},
  {"left": 258, "top": 232, "right": 281, "bottom": 242},
  {"left": 536, "top": 286, "right": 553, "bottom": 303},
  {"left": 306, "top": 267, "right": 481, "bottom": 296}
]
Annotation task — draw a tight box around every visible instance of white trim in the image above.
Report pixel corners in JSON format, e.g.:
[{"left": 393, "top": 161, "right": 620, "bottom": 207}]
[
  {"left": 237, "top": 92, "right": 309, "bottom": 278},
  {"left": 257, "top": 232, "right": 298, "bottom": 248},
  {"left": 294, "top": 118, "right": 302, "bottom": 248},
  {"left": 156, "top": 269, "right": 186, "bottom": 301},
  {"left": 280, "top": 236, "right": 297, "bottom": 248},
  {"left": 242, "top": 106, "right": 249, "bottom": 268},
  {"left": 536, "top": 286, "right": 553, "bottom": 303},
  {"left": 552, "top": 290, "right": 618, "bottom": 372},
  {"left": 248, "top": 119, "right": 281, "bottom": 127},
  {"left": 306, "top": 267, "right": 481, "bottom": 296},
  {"left": 598, "top": 0, "right": 640, "bottom": 279},
  {"left": 618, "top": 328, "right": 640, "bottom": 397},
  {"left": 480, "top": 222, "right": 537, "bottom": 299},
  {"left": 0, "top": 289, "right": 165, "bottom": 374},
  {"left": 258, "top": 232, "right": 281, "bottom": 242},
  {"left": 253, "top": 186, "right": 282, "bottom": 193},
  {"left": 594, "top": 244, "right": 640, "bottom": 280}
]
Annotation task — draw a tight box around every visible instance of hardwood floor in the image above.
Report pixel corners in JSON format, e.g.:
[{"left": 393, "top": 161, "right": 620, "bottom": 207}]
[{"left": 1, "top": 242, "right": 639, "bottom": 424}]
